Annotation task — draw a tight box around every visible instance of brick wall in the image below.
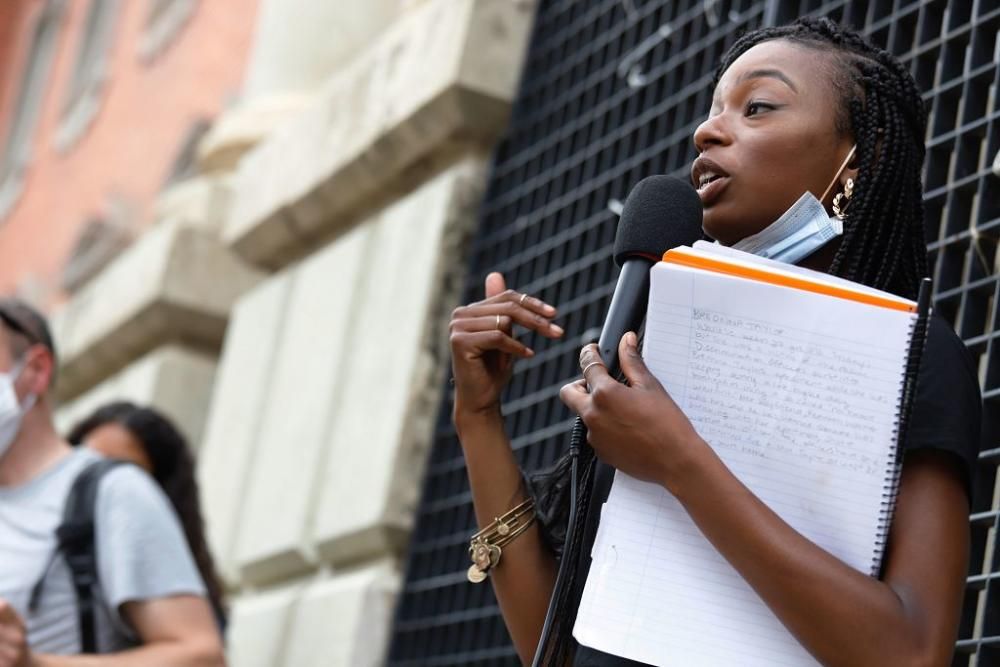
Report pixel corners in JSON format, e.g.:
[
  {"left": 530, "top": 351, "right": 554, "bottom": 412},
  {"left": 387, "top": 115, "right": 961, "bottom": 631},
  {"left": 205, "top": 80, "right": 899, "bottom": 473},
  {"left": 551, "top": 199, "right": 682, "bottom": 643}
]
[{"left": 0, "top": 0, "right": 257, "bottom": 305}]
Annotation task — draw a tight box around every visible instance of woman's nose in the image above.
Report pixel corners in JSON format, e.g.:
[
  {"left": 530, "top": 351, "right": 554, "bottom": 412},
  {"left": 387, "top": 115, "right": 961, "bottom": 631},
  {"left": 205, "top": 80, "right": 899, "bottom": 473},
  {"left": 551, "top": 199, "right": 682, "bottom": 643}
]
[{"left": 693, "top": 113, "right": 730, "bottom": 153}]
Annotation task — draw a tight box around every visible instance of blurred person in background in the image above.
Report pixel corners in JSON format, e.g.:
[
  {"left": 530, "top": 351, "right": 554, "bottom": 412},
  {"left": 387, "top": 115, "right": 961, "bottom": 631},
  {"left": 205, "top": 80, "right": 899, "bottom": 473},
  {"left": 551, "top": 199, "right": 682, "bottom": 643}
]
[
  {"left": 67, "top": 402, "right": 228, "bottom": 634},
  {"left": 0, "top": 298, "right": 225, "bottom": 666}
]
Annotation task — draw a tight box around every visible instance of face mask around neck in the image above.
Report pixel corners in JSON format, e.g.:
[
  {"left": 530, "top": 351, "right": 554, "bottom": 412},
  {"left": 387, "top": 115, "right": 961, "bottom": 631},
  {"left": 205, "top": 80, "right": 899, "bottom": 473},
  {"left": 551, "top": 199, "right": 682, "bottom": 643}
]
[
  {"left": 729, "top": 145, "right": 856, "bottom": 265},
  {"left": 730, "top": 191, "right": 842, "bottom": 263},
  {"left": 0, "top": 361, "right": 36, "bottom": 460}
]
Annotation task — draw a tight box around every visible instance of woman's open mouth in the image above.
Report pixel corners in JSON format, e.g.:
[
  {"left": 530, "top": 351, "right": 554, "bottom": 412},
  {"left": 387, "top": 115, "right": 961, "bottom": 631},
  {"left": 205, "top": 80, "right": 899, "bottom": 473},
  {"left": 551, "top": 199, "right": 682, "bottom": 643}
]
[
  {"left": 696, "top": 172, "right": 729, "bottom": 205},
  {"left": 692, "top": 156, "right": 730, "bottom": 206}
]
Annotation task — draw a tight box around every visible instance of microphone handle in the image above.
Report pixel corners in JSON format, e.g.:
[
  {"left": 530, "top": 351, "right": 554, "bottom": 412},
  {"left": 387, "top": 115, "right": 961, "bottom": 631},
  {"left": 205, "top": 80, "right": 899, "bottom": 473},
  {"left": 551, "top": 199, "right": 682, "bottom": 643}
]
[
  {"left": 532, "top": 257, "right": 654, "bottom": 665},
  {"left": 597, "top": 258, "right": 654, "bottom": 377}
]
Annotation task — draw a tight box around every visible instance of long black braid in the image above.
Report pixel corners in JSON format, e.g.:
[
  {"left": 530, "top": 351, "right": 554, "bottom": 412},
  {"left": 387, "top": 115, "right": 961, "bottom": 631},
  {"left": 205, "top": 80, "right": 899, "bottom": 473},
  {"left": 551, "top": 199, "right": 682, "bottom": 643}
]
[
  {"left": 532, "top": 17, "right": 931, "bottom": 663},
  {"left": 716, "top": 17, "right": 929, "bottom": 299}
]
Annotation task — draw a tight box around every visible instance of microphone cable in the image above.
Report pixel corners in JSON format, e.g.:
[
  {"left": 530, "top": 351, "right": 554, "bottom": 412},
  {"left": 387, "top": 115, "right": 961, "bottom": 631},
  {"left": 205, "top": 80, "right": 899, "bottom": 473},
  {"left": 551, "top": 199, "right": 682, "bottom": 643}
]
[
  {"left": 531, "top": 349, "right": 637, "bottom": 666},
  {"left": 531, "top": 415, "right": 590, "bottom": 667}
]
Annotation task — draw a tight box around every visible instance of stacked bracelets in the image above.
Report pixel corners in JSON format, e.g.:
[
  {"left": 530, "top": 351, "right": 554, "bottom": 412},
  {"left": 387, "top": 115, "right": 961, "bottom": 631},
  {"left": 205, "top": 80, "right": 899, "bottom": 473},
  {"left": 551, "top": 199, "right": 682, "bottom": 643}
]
[{"left": 467, "top": 497, "right": 536, "bottom": 583}]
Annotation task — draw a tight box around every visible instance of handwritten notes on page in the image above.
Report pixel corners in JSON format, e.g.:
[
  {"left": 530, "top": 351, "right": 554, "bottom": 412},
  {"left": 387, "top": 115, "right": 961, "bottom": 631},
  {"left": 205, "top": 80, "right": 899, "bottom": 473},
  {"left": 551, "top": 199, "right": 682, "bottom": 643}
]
[{"left": 572, "top": 253, "right": 917, "bottom": 666}]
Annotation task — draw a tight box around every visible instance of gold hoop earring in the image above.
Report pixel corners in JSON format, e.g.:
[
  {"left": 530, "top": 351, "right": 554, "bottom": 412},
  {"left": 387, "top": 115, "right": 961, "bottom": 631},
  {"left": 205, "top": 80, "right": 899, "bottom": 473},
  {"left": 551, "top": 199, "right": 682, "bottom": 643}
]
[{"left": 832, "top": 177, "right": 854, "bottom": 220}]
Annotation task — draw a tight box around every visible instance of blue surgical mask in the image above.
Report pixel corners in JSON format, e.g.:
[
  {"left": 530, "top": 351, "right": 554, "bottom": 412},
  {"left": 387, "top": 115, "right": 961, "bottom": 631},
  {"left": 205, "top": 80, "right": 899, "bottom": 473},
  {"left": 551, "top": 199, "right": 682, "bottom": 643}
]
[
  {"left": 729, "top": 145, "right": 857, "bottom": 265},
  {"left": 730, "top": 191, "right": 842, "bottom": 263}
]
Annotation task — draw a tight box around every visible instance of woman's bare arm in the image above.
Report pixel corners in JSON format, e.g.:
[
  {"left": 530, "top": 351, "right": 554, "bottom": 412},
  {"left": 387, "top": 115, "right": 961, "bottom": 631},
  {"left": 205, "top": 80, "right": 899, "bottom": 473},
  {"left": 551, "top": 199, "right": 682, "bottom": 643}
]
[
  {"left": 454, "top": 409, "right": 558, "bottom": 663},
  {"left": 673, "top": 447, "right": 968, "bottom": 666},
  {"left": 449, "top": 272, "right": 564, "bottom": 663}
]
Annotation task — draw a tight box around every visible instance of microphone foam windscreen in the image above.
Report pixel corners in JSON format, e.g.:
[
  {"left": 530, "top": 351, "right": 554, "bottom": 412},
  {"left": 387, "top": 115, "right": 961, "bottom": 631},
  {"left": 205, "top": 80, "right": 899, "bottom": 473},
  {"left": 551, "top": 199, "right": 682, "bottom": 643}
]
[{"left": 613, "top": 175, "right": 704, "bottom": 266}]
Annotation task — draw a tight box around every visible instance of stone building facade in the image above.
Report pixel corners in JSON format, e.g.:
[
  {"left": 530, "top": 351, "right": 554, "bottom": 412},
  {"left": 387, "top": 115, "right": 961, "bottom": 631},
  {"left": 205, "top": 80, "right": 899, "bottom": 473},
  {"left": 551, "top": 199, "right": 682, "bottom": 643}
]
[{"left": 39, "top": 1, "right": 536, "bottom": 665}]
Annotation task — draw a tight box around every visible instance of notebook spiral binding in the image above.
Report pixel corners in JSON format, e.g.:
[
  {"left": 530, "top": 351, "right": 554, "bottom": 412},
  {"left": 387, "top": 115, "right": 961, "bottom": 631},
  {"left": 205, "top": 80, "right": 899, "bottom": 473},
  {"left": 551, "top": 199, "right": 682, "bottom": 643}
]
[{"left": 870, "top": 278, "right": 932, "bottom": 577}]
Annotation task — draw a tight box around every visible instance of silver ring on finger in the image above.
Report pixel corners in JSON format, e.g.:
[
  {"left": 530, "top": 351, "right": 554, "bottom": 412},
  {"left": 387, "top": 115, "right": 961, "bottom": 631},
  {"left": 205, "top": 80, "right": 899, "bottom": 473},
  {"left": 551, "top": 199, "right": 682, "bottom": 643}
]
[
  {"left": 581, "top": 360, "right": 605, "bottom": 377},
  {"left": 519, "top": 293, "right": 528, "bottom": 306},
  {"left": 495, "top": 314, "right": 502, "bottom": 330}
]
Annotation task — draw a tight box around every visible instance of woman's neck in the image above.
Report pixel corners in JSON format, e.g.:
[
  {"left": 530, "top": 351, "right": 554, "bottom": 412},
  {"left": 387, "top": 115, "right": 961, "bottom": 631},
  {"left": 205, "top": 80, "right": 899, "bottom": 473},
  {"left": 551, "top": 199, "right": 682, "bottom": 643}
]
[{"left": 797, "top": 237, "right": 842, "bottom": 274}]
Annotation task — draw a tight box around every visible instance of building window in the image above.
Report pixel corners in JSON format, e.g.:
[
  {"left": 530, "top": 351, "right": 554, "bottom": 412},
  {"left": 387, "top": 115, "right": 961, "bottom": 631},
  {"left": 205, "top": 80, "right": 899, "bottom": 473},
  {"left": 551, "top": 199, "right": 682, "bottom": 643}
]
[
  {"left": 0, "top": 0, "right": 65, "bottom": 222},
  {"left": 61, "top": 207, "right": 133, "bottom": 294},
  {"left": 163, "top": 118, "right": 211, "bottom": 188},
  {"left": 138, "top": 0, "right": 198, "bottom": 62},
  {"left": 55, "top": 0, "right": 120, "bottom": 152}
]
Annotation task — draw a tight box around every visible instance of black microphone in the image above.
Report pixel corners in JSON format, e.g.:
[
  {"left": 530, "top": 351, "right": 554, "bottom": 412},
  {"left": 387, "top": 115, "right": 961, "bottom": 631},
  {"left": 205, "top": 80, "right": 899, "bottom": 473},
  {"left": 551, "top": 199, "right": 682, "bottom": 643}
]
[
  {"left": 597, "top": 175, "right": 704, "bottom": 375},
  {"left": 532, "top": 175, "right": 704, "bottom": 667}
]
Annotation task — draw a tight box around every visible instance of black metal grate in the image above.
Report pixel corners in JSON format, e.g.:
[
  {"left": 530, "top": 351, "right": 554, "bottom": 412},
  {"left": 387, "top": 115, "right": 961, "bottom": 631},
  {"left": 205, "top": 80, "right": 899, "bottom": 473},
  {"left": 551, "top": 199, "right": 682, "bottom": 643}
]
[{"left": 387, "top": 1, "right": 1000, "bottom": 665}]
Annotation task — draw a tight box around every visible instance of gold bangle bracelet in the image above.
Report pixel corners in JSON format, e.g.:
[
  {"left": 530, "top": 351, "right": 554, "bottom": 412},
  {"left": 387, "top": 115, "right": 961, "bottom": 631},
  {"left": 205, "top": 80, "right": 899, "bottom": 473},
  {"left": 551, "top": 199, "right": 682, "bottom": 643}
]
[
  {"left": 471, "top": 497, "right": 535, "bottom": 542},
  {"left": 467, "top": 498, "right": 536, "bottom": 583}
]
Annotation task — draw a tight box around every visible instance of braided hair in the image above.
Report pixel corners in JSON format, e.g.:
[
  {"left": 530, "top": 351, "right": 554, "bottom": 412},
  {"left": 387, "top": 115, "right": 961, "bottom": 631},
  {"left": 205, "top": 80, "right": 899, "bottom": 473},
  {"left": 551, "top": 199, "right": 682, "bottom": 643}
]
[
  {"left": 67, "top": 402, "right": 228, "bottom": 632},
  {"left": 533, "top": 18, "right": 931, "bottom": 663},
  {"left": 716, "top": 16, "right": 929, "bottom": 299}
]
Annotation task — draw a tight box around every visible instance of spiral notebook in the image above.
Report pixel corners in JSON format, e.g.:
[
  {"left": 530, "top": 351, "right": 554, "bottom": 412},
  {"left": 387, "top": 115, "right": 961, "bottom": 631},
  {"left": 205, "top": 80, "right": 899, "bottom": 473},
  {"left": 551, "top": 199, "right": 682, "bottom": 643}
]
[{"left": 572, "top": 242, "right": 931, "bottom": 666}]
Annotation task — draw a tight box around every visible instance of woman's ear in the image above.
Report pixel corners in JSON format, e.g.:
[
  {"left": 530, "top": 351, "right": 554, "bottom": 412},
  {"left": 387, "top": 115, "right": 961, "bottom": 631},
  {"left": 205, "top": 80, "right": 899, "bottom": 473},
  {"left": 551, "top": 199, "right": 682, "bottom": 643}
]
[
  {"left": 836, "top": 144, "right": 859, "bottom": 191},
  {"left": 840, "top": 165, "right": 859, "bottom": 189},
  {"left": 821, "top": 144, "right": 859, "bottom": 207}
]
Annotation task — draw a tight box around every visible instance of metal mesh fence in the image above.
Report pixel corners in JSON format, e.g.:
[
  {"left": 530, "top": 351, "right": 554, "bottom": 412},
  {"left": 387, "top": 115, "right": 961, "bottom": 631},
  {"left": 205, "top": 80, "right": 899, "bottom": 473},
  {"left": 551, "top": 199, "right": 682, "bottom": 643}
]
[{"left": 387, "top": 1, "right": 1000, "bottom": 664}]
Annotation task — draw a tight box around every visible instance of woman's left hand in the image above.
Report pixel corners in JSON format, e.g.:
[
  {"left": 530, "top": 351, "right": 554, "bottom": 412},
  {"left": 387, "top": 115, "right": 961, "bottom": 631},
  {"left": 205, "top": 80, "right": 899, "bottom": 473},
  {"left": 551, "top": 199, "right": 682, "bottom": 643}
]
[{"left": 559, "top": 332, "right": 705, "bottom": 489}]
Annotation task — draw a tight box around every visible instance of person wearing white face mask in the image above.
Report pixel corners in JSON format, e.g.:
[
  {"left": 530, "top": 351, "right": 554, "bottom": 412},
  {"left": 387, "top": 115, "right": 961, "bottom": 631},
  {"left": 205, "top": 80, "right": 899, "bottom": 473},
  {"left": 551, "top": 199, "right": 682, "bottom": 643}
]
[
  {"left": 0, "top": 358, "right": 37, "bottom": 457},
  {"left": 0, "top": 298, "right": 225, "bottom": 667}
]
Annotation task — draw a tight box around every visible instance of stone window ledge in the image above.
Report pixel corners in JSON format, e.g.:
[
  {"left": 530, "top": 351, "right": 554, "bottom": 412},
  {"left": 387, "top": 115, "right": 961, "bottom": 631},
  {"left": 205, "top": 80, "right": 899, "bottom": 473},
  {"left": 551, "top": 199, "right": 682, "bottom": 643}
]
[
  {"left": 51, "top": 224, "right": 264, "bottom": 402},
  {"left": 223, "top": 0, "right": 535, "bottom": 270}
]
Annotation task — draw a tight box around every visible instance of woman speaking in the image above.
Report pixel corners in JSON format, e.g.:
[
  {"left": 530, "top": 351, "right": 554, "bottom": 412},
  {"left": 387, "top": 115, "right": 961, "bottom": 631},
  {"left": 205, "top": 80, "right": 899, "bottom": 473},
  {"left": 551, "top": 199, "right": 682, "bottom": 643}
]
[{"left": 448, "top": 17, "right": 980, "bottom": 666}]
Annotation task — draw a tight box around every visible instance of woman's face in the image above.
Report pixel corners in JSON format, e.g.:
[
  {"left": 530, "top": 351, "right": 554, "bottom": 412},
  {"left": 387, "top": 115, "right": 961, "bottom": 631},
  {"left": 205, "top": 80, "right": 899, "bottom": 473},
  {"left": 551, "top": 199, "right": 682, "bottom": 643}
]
[
  {"left": 85, "top": 422, "right": 154, "bottom": 474},
  {"left": 692, "top": 40, "right": 855, "bottom": 245}
]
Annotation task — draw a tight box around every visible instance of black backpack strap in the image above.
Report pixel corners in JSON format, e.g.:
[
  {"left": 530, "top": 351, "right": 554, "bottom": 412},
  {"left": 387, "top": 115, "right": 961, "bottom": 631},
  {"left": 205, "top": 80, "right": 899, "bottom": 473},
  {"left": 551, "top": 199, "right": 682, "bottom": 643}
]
[{"left": 54, "top": 459, "right": 129, "bottom": 653}]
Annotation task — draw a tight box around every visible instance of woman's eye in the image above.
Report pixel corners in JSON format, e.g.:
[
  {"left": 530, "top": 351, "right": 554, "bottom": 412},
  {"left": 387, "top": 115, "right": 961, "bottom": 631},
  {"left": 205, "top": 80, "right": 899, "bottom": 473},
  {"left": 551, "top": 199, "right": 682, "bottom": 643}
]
[{"left": 745, "top": 101, "right": 773, "bottom": 116}]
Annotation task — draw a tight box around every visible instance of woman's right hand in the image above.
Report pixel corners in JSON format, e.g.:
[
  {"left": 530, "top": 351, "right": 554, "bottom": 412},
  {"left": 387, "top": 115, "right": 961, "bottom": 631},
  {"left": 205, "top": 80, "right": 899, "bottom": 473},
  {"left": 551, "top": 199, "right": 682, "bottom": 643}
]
[{"left": 449, "top": 272, "right": 564, "bottom": 417}]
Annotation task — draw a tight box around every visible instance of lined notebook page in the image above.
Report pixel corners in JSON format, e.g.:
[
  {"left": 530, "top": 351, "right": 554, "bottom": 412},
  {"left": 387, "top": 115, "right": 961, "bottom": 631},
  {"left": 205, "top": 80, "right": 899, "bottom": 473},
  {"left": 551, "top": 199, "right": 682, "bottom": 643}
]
[{"left": 573, "top": 259, "right": 916, "bottom": 666}]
